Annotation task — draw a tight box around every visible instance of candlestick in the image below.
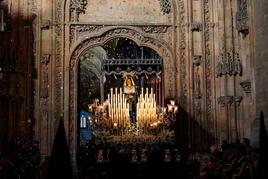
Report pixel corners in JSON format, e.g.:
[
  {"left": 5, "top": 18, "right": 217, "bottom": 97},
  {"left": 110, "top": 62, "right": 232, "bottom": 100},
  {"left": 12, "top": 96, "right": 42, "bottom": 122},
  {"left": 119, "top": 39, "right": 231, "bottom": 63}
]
[
  {"left": 136, "top": 88, "right": 157, "bottom": 134},
  {"left": 108, "top": 88, "right": 131, "bottom": 134}
]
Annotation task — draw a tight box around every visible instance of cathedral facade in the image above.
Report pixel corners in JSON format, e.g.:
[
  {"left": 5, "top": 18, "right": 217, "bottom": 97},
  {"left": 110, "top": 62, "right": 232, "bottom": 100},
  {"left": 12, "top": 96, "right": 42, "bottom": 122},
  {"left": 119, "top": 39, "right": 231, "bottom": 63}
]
[{"left": 1, "top": 0, "right": 268, "bottom": 167}]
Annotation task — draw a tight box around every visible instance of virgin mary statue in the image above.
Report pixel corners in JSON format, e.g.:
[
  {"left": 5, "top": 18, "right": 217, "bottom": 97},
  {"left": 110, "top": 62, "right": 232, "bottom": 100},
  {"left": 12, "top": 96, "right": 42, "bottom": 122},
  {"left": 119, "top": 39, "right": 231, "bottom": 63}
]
[{"left": 123, "top": 72, "right": 136, "bottom": 94}]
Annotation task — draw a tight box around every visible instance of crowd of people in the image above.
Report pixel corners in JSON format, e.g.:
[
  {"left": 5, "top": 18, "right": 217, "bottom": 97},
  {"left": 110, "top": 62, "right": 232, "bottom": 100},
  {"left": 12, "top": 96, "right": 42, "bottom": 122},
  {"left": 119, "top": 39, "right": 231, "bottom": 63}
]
[
  {"left": 78, "top": 138, "right": 261, "bottom": 179},
  {"left": 0, "top": 137, "right": 263, "bottom": 179},
  {"left": 0, "top": 139, "right": 41, "bottom": 179},
  {"left": 189, "top": 139, "right": 258, "bottom": 179}
]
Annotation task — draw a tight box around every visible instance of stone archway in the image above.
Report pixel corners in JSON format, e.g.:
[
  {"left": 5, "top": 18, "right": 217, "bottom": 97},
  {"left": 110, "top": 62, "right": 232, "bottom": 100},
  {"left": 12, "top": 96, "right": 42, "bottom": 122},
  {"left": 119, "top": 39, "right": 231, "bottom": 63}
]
[{"left": 67, "top": 27, "right": 175, "bottom": 163}]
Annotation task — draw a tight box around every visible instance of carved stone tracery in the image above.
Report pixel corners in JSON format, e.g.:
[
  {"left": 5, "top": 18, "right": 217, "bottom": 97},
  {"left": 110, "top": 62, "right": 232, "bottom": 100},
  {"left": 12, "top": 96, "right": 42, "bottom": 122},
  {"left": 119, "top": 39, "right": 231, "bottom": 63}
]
[
  {"left": 236, "top": 0, "right": 248, "bottom": 34},
  {"left": 158, "top": 0, "right": 172, "bottom": 15}
]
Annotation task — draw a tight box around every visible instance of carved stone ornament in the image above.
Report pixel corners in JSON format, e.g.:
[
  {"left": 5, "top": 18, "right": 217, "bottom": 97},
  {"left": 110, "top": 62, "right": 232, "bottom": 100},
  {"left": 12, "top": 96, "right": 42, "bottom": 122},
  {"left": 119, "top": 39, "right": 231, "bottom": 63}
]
[
  {"left": 158, "top": 0, "right": 172, "bottom": 15},
  {"left": 217, "top": 97, "right": 224, "bottom": 106},
  {"left": 234, "top": 96, "right": 243, "bottom": 104},
  {"left": 204, "top": 0, "right": 212, "bottom": 125},
  {"left": 76, "top": 25, "right": 103, "bottom": 34},
  {"left": 217, "top": 96, "right": 234, "bottom": 107},
  {"left": 70, "top": 0, "right": 87, "bottom": 14},
  {"left": 216, "top": 52, "right": 242, "bottom": 77},
  {"left": 55, "top": 0, "right": 63, "bottom": 127},
  {"left": 191, "top": 22, "right": 202, "bottom": 32},
  {"left": 240, "top": 80, "right": 251, "bottom": 93},
  {"left": 236, "top": 0, "right": 249, "bottom": 34},
  {"left": 70, "top": 25, "right": 104, "bottom": 46},
  {"left": 193, "top": 55, "right": 202, "bottom": 66},
  {"left": 41, "top": 54, "right": 51, "bottom": 65},
  {"left": 41, "top": 20, "right": 51, "bottom": 30},
  {"left": 217, "top": 96, "right": 242, "bottom": 107},
  {"left": 70, "top": 0, "right": 88, "bottom": 21},
  {"left": 178, "top": 0, "right": 187, "bottom": 107},
  {"left": 141, "top": 26, "right": 169, "bottom": 33}
]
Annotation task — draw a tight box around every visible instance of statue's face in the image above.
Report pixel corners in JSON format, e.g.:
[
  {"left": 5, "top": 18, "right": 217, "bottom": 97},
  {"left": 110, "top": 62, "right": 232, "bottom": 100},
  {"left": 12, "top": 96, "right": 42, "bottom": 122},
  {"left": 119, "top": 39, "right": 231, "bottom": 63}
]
[{"left": 127, "top": 79, "right": 132, "bottom": 86}]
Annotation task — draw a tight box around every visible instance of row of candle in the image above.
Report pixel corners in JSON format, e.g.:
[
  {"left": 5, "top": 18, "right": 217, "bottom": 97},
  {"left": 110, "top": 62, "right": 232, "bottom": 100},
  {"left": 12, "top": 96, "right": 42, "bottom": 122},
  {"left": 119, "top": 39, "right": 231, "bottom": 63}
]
[
  {"left": 136, "top": 88, "right": 158, "bottom": 127},
  {"left": 107, "top": 88, "right": 130, "bottom": 127}
]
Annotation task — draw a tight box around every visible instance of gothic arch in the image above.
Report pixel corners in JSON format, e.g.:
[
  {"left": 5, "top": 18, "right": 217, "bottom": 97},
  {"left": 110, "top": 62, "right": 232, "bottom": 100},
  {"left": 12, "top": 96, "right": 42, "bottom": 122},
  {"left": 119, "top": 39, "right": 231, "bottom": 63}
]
[
  {"left": 66, "top": 27, "right": 176, "bottom": 161},
  {"left": 53, "top": 0, "right": 181, "bottom": 164},
  {"left": 69, "top": 26, "right": 174, "bottom": 57}
]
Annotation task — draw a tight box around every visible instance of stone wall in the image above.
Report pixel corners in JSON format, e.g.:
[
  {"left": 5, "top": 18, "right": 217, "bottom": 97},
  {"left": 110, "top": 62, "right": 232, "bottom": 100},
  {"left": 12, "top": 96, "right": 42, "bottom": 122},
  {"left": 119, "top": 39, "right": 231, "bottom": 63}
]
[
  {"left": 79, "top": 0, "right": 173, "bottom": 24},
  {"left": 250, "top": 0, "right": 268, "bottom": 146},
  {"left": 0, "top": 0, "right": 33, "bottom": 149},
  {"left": 253, "top": 0, "right": 268, "bottom": 117}
]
